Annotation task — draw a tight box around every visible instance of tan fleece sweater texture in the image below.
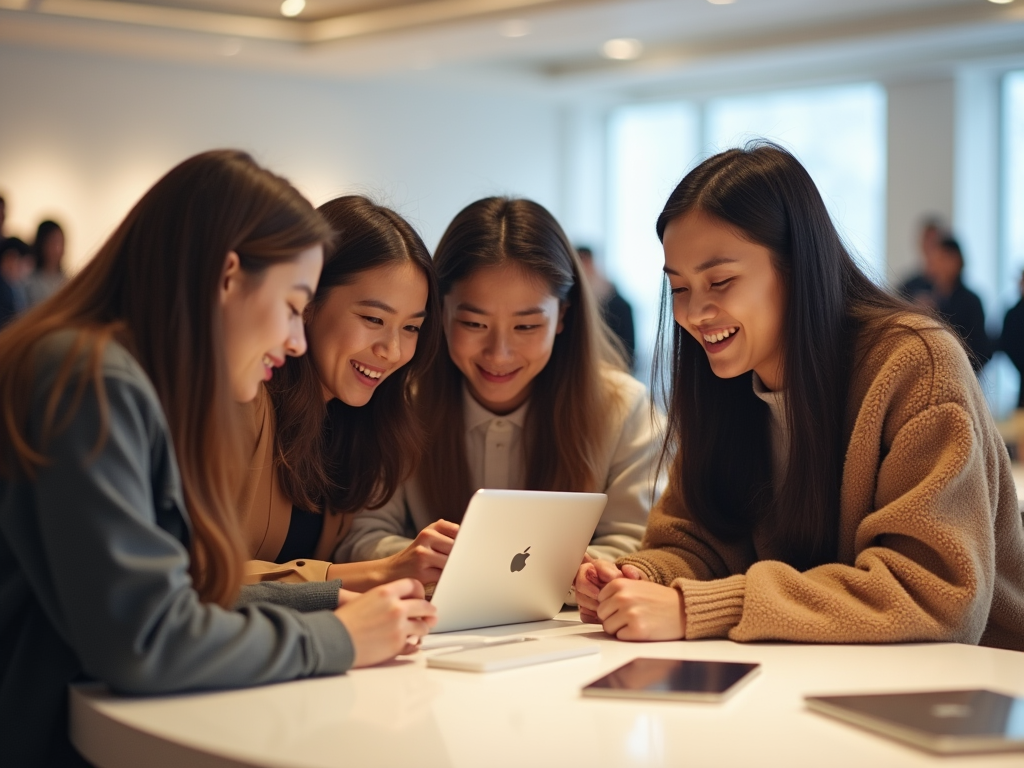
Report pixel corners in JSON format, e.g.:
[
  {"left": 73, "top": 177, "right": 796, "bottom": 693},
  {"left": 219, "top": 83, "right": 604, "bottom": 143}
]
[{"left": 619, "top": 316, "right": 1024, "bottom": 650}]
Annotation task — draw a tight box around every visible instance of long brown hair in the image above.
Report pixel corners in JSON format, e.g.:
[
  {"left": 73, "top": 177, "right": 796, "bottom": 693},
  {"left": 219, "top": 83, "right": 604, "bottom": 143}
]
[
  {"left": 654, "top": 143, "right": 932, "bottom": 570},
  {"left": 0, "top": 150, "right": 333, "bottom": 606},
  {"left": 417, "top": 197, "right": 626, "bottom": 523},
  {"left": 267, "top": 196, "right": 441, "bottom": 515}
]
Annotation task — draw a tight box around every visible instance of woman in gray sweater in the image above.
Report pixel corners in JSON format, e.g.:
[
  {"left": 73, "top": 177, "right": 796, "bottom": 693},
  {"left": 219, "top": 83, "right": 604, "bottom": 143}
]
[{"left": 0, "top": 150, "right": 436, "bottom": 767}]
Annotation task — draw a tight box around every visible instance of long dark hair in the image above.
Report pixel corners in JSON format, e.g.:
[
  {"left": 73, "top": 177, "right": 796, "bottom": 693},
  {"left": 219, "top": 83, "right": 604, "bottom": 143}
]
[
  {"left": 654, "top": 143, "right": 923, "bottom": 570},
  {"left": 0, "top": 150, "right": 333, "bottom": 606},
  {"left": 266, "top": 196, "right": 441, "bottom": 515},
  {"left": 32, "top": 220, "right": 63, "bottom": 272},
  {"left": 417, "top": 197, "right": 626, "bottom": 523}
]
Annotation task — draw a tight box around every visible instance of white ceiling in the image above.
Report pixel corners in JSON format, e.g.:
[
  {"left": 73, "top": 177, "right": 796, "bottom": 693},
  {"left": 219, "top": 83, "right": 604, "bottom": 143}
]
[{"left": 1, "top": 0, "right": 1022, "bottom": 96}]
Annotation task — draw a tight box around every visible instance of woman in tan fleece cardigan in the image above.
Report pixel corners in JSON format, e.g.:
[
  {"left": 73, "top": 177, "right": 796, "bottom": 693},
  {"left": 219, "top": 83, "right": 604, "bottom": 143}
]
[{"left": 575, "top": 143, "right": 1024, "bottom": 650}]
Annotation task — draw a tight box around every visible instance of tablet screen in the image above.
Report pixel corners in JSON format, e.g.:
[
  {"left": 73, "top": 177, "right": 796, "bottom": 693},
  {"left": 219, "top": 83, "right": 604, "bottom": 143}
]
[{"left": 582, "top": 658, "right": 760, "bottom": 702}]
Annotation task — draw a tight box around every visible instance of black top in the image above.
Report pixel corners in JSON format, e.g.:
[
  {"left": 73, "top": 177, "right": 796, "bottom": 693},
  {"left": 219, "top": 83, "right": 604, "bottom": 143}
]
[
  {"left": 602, "top": 286, "right": 636, "bottom": 372},
  {"left": 277, "top": 506, "right": 326, "bottom": 564},
  {"left": 900, "top": 275, "right": 991, "bottom": 372},
  {"left": 1000, "top": 299, "right": 1024, "bottom": 408}
]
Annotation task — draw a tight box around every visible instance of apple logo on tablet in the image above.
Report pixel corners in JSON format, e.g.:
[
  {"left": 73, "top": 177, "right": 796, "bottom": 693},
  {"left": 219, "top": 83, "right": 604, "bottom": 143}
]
[{"left": 510, "top": 547, "right": 531, "bottom": 573}]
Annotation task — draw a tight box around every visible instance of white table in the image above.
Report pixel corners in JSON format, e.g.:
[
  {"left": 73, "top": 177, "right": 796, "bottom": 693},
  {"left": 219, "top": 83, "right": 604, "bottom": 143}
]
[
  {"left": 1011, "top": 462, "right": 1024, "bottom": 507},
  {"left": 71, "top": 612, "right": 1024, "bottom": 768}
]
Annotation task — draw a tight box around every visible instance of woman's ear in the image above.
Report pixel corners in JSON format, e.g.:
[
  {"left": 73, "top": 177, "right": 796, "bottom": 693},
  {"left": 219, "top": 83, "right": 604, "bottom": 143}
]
[
  {"left": 556, "top": 301, "right": 570, "bottom": 334},
  {"left": 219, "top": 251, "right": 242, "bottom": 306}
]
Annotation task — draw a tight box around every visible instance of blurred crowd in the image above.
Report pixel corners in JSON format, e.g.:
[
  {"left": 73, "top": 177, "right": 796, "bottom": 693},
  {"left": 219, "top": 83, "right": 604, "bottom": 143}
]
[
  {"left": 0, "top": 196, "right": 67, "bottom": 328},
  {"left": 899, "top": 217, "right": 1024, "bottom": 406}
]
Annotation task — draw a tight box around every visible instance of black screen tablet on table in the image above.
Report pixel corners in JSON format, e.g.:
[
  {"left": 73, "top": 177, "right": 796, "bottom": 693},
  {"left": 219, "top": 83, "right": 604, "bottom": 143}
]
[{"left": 582, "top": 658, "right": 761, "bottom": 702}]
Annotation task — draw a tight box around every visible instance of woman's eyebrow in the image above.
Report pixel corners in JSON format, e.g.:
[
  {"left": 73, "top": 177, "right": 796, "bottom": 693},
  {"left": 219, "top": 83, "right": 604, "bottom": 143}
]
[
  {"left": 694, "top": 257, "right": 738, "bottom": 274},
  {"left": 356, "top": 299, "right": 396, "bottom": 314},
  {"left": 663, "top": 257, "right": 738, "bottom": 276}
]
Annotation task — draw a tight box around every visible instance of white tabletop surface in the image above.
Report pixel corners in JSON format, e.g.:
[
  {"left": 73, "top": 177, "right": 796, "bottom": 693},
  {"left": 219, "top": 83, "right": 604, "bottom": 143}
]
[
  {"left": 1011, "top": 462, "right": 1024, "bottom": 505},
  {"left": 71, "top": 611, "right": 1024, "bottom": 768}
]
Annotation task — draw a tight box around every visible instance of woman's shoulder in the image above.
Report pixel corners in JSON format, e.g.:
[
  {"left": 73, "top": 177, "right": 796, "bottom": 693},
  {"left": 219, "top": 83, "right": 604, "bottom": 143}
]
[
  {"left": 599, "top": 366, "right": 649, "bottom": 407},
  {"left": 852, "top": 310, "right": 978, "bottom": 410},
  {"left": 856, "top": 311, "right": 970, "bottom": 372},
  {"left": 32, "top": 328, "right": 161, "bottom": 411}
]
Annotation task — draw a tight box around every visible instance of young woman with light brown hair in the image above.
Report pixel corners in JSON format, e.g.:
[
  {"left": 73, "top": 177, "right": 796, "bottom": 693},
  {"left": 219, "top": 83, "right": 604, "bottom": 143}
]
[
  {"left": 240, "top": 195, "right": 458, "bottom": 590},
  {"left": 0, "top": 151, "right": 435, "bottom": 766},
  {"left": 337, "top": 197, "right": 662, "bottom": 579}
]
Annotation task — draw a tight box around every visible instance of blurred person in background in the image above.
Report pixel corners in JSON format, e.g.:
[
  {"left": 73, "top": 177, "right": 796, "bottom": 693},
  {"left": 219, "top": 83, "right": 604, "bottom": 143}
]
[
  {"left": 926, "top": 236, "right": 991, "bottom": 373},
  {"left": 0, "top": 237, "right": 32, "bottom": 327},
  {"left": 900, "top": 215, "right": 946, "bottom": 306},
  {"left": 0, "top": 195, "right": 7, "bottom": 251},
  {"left": 998, "top": 269, "right": 1024, "bottom": 408},
  {"left": 577, "top": 245, "right": 636, "bottom": 372},
  {"left": 25, "top": 219, "right": 68, "bottom": 307}
]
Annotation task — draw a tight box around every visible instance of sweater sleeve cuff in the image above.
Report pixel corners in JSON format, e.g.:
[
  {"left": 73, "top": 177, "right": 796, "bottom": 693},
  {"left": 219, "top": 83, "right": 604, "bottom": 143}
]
[
  {"left": 303, "top": 610, "right": 355, "bottom": 675},
  {"left": 235, "top": 580, "right": 342, "bottom": 613},
  {"left": 615, "top": 554, "right": 664, "bottom": 584},
  {"left": 671, "top": 574, "right": 746, "bottom": 640}
]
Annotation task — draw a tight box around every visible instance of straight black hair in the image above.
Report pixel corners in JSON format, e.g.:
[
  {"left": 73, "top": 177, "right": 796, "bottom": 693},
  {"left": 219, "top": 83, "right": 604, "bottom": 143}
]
[{"left": 654, "top": 142, "right": 919, "bottom": 570}]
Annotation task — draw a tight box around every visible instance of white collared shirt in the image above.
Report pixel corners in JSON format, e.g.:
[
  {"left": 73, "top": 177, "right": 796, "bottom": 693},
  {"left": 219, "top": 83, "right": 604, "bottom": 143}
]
[
  {"left": 337, "top": 368, "right": 665, "bottom": 565},
  {"left": 462, "top": 387, "right": 528, "bottom": 492}
]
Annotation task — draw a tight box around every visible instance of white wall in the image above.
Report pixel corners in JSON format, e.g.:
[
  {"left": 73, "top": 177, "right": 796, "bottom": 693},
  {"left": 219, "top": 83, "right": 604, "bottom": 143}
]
[
  {"left": 884, "top": 77, "right": 956, "bottom": 285},
  {"left": 0, "top": 45, "right": 562, "bottom": 271}
]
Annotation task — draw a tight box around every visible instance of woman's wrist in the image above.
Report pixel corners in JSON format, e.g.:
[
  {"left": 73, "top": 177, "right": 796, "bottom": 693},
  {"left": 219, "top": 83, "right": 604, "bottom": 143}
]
[{"left": 326, "top": 561, "right": 388, "bottom": 592}]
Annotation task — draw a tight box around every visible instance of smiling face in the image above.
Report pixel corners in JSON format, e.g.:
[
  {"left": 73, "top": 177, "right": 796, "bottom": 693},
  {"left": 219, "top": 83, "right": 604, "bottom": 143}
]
[
  {"left": 444, "top": 264, "right": 566, "bottom": 415},
  {"left": 221, "top": 245, "right": 323, "bottom": 403},
  {"left": 663, "top": 209, "right": 787, "bottom": 391},
  {"left": 307, "top": 261, "right": 428, "bottom": 407}
]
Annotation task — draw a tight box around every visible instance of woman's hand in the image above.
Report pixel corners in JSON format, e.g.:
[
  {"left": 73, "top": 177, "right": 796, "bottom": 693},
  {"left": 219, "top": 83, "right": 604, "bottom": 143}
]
[
  {"left": 574, "top": 559, "right": 646, "bottom": 623},
  {"left": 381, "top": 520, "right": 459, "bottom": 586},
  {"left": 595, "top": 579, "right": 685, "bottom": 641},
  {"left": 335, "top": 578, "right": 437, "bottom": 668},
  {"left": 337, "top": 587, "right": 360, "bottom": 607}
]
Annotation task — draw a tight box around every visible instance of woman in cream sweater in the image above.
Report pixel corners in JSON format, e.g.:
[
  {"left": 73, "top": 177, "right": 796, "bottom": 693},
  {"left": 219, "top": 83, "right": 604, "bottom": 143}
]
[
  {"left": 575, "top": 143, "right": 1024, "bottom": 650},
  {"left": 338, "top": 197, "right": 663, "bottom": 574}
]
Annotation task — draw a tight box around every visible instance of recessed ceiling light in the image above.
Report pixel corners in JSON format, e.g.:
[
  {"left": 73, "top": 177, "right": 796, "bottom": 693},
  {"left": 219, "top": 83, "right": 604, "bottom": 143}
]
[
  {"left": 987, "top": 0, "right": 1014, "bottom": 4},
  {"left": 707, "top": 0, "right": 737, "bottom": 4},
  {"left": 499, "top": 19, "right": 531, "bottom": 38},
  {"left": 602, "top": 38, "right": 643, "bottom": 60},
  {"left": 280, "top": 0, "right": 305, "bottom": 18}
]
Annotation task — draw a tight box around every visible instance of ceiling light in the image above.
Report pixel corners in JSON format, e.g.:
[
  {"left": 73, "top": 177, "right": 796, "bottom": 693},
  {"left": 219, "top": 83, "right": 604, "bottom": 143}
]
[
  {"left": 499, "top": 19, "right": 531, "bottom": 38},
  {"left": 280, "top": 0, "right": 305, "bottom": 18},
  {"left": 707, "top": 0, "right": 737, "bottom": 4},
  {"left": 602, "top": 38, "right": 643, "bottom": 60},
  {"left": 987, "top": 0, "right": 1014, "bottom": 4}
]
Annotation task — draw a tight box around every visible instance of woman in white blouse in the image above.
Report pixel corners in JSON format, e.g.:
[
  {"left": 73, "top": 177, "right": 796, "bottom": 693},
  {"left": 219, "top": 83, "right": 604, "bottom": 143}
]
[{"left": 336, "top": 197, "right": 663, "bottom": 578}]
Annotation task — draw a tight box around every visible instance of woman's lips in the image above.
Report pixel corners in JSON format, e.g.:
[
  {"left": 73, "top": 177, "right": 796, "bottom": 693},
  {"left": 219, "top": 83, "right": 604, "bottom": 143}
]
[
  {"left": 350, "top": 359, "right": 386, "bottom": 387},
  {"left": 262, "top": 354, "right": 283, "bottom": 381},
  {"left": 477, "top": 364, "right": 521, "bottom": 384},
  {"left": 703, "top": 329, "right": 739, "bottom": 353}
]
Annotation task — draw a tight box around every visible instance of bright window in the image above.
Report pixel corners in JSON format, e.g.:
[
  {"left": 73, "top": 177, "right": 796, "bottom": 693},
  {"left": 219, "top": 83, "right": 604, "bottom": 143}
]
[
  {"left": 704, "top": 83, "right": 887, "bottom": 280},
  {"left": 605, "top": 83, "right": 887, "bottom": 383},
  {"left": 1004, "top": 71, "right": 1024, "bottom": 292},
  {"left": 606, "top": 103, "right": 700, "bottom": 378}
]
